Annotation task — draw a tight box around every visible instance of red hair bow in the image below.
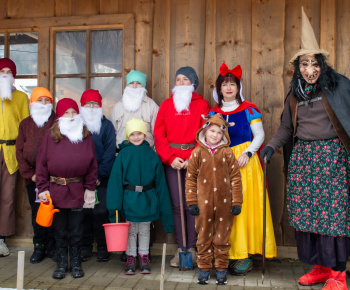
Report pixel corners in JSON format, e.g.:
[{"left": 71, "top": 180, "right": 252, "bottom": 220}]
[{"left": 219, "top": 63, "right": 242, "bottom": 80}]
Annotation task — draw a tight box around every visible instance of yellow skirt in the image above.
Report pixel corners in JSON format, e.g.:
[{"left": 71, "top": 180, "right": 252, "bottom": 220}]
[{"left": 229, "top": 142, "right": 277, "bottom": 259}]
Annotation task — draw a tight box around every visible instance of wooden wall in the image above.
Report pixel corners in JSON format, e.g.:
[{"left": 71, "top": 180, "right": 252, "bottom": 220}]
[{"left": 2, "top": 0, "right": 350, "bottom": 247}]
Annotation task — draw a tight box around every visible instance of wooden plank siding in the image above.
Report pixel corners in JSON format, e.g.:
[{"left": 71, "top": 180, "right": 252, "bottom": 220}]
[{"left": 0, "top": 0, "right": 349, "bottom": 247}]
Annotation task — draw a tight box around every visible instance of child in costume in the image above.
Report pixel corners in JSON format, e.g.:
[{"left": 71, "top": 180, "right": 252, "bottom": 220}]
[
  {"left": 186, "top": 113, "right": 243, "bottom": 285},
  {"left": 211, "top": 63, "right": 277, "bottom": 275},
  {"left": 107, "top": 118, "right": 174, "bottom": 275}
]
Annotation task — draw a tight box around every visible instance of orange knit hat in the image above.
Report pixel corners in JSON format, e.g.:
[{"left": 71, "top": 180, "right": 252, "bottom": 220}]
[{"left": 30, "top": 87, "right": 53, "bottom": 104}]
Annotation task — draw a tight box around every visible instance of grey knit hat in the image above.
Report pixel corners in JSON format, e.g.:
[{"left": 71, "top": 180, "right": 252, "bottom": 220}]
[{"left": 175, "top": 66, "right": 199, "bottom": 89}]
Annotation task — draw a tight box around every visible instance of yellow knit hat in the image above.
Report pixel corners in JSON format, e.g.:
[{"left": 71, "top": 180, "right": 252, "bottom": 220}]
[{"left": 125, "top": 118, "right": 147, "bottom": 140}]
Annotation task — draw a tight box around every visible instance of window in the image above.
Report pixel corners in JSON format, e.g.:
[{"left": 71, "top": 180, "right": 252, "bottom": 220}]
[
  {"left": 0, "top": 32, "right": 38, "bottom": 96},
  {"left": 52, "top": 27, "right": 123, "bottom": 117}
]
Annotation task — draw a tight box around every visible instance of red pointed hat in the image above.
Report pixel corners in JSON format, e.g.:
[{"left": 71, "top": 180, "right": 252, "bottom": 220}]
[
  {"left": 80, "top": 89, "right": 102, "bottom": 107},
  {"left": 219, "top": 63, "right": 242, "bottom": 80},
  {"left": 0, "top": 58, "right": 17, "bottom": 78},
  {"left": 56, "top": 98, "right": 79, "bottom": 118}
]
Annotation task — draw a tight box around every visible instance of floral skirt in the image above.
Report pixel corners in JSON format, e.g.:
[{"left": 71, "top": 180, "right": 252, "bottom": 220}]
[{"left": 287, "top": 138, "right": 350, "bottom": 237}]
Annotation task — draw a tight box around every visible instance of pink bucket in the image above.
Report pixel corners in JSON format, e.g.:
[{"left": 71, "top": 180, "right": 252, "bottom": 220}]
[{"left": 103, "top": 222, "right": 130, "bottom": 252}]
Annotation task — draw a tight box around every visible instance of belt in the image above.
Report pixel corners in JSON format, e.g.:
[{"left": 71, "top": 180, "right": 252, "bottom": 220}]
[
  {"left": 0, "top": 139, "right": 16, "bottom": 146},
  {"left": 169, "top": 143, "right": 196, "bottom": 150},
  {"left": 124, "top": 182, "right": 155, "bottom": 192},
  {"left": 50, "top": 175, "right": 84, "bottom": 186},
  {"left": 298, "top": 96, "right": 322, "bottom": 107}
]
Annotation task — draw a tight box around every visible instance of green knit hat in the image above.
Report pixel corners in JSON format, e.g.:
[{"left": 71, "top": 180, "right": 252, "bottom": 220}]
[{"left": 126, "top": 70, "right": 147, "bottom": 88}]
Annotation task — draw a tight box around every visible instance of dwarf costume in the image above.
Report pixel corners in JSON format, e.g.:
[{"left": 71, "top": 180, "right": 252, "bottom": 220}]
[
  {"left": 16, "top": 87, "right": 56, "bottom": 262},
  {"left": 110, "top": 70, "right": 159, "bottom": 149},
  {"left": 0, "top": 58, "right": 29, "bottom": 243},
  {"left": 264, "top": 7, "right": 350, "bottom": 289},
  {"left": 185, "top": 113, "right": 242, "bottom": 271},
  {"left": 154, "top": 67, "right": 210, "bottom": 257},
  {"left": 79, "top": 89, "right": 116, "bottom": 262}
]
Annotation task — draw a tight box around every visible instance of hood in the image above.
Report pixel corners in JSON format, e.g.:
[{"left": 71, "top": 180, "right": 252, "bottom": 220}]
[{"left": 196, "top": 113, "right": 234, "bottom": 148}]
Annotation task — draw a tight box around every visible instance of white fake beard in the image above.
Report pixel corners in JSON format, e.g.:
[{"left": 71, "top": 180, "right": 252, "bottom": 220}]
[
  {"left": 172, "top": 85, "right": 194, "bottom": 113},
  {"left": 122, "top": 86, "right": 147, "bottom": 112},
  {"left": 30, "top": 103, "right": 53, "bottom": 128},
  {"left": 80, "top": 106, "right": 103, "bottom": 134},
  {"left": 0, "top": 74, "right": 15, "bottom": 100},
  {"left": 58, "top": 114, "right": 84, "bottom": 144}
]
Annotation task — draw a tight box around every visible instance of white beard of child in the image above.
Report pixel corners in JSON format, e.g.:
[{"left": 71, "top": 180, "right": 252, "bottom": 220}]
[
  {"left": 122, "top": 86, "right": 147, "bottom": 112},
  {"left": 30, "top": 102, "right": 52, "bottom": 128},
  {"left": 80, "top": 106, "right": 103, "bottom": 134},
  {"left": 0, "top": 74, "right": 15, "bottom": 100},
  {"left": 172, "top": 85, "right": 194, "bottom": 113},
  {"left": 58, "top": 114, "right": 84, "bottom": 144}
]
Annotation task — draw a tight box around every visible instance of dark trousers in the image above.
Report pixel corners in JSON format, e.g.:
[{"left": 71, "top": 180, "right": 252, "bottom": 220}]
[
  {"left": 26, "top": 183, "right": 55, "bottom": 251},
  {"left": 81, "top": 179, "right": 109, "bottom": 247},
  {"left": 53, "top": 206, "right": 84, "bottom": 249},
  {"left": 164, "top": 165, "right": 197, "bottom": 249}
]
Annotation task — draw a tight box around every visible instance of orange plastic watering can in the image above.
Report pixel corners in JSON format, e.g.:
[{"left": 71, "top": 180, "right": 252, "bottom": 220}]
[{"left": 36, "top": 194, "right": 59, "bottom": 227}]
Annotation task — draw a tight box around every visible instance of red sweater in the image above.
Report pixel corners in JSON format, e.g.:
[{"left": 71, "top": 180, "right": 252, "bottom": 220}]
[
  {"left": 36, "top": 132, "right": 98, "bottom": 209},
  {"left": 16, "top": 112, "right": 57, "bottom": 185},
  {"left": 154, "top": 92, "right": 210, "bottom": 165}
]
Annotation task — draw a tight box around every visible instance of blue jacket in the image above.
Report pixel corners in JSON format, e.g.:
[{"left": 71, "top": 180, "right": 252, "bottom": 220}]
[{"left": 92, "top": 116, "right": 116, "bottom": 182}]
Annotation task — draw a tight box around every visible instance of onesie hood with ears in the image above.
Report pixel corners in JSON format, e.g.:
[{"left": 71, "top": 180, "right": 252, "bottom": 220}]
[{"left": 196, "top": 113, "right": 234, "bottom": 147}]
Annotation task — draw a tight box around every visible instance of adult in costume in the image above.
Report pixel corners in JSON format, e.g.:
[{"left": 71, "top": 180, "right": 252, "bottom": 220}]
[
  {"left": 154, "top": 66, "right": 210, "bottom": 267},
  {"left": 16, "top": 87, "right": 57, "bottom": 263},
  {"left": 111, "top": 70, "right": 158, "bottom": 149},
  {"left": 211, "top": 63, "right": 277, "bottom": 275},
  {"left": 261, "top": 7, "right": 350, "bottom": 290},
  {"left": 0, "top": 58, "right": 29, "bottom": 257},
  {"left": 79, "top": 89, "right": 116, "bottom": 262},
  {"left": 36, "top": 98, "right": 98, "bottom": 279}
]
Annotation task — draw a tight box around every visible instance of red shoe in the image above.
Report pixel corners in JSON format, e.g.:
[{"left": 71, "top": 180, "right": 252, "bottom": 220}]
[
  {"left": 322, "top": 270, "right": 348, "bottom": 290},
  {"left": 298, "top": 265, "right": 332, "bottom": 286}
]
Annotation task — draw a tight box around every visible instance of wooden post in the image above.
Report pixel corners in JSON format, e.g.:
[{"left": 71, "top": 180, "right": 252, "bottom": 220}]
[
  {"left": 17, "top": 251, "right": 25, "bottom": 290},
  {"left": 160, "top": 243, "right": 166, "bottom": 290}
]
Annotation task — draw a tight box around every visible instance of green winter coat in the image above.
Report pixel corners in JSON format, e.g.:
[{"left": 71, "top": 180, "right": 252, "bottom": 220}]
[{"left": 107, "top": 140, "right": 174, "bottom": 233}]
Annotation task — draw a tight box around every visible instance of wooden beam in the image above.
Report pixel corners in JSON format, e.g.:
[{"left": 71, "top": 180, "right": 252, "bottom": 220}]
[
  {"left": 38, "top": 27, "right": 50, "bottom": 88},
  {"left": 320, "top": 0, "right": 336, "bottom": 68},
  {"left": 251, "top": 0, "right": 286, "bottom": 246},
  {"left": 55, "top": 0, "right": 72, "bottom": 16},
  {"left": 216, "top": 0, "right": 252, "bottom": 103},
  {"left": 171, "top": 0, "right": 206, "bottom": 95},
  {"left": 336, "top": 0, "right": 350, "bottom": 77},
  {"left": 152, "top": 0, "right": 171, "bottom": 105},
  {"left": 203, "top": 0, "right": 217, "bottom": 108},
  {"left": 118, "top": 0, "right": 154, "bottom": 96},
  {"left": 100, "top": 0, "right": 119, "bottom": 14}
]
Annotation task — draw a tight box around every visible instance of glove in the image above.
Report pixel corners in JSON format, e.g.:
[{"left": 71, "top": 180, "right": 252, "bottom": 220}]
[
  {"left": 189, "top": 204, "right": 200, "bottom": 216},
  {"left": 83, "top": 189, "right": 96, "bottom": 209},
  {"left": 231, "top": 205, "right": 241, "bottom": 216},
  {"left": 260, "top": 146, "right": 274, "bottom": 162},
  {"left": 38, "top": 190, "right": 50, "bottom": 202}
]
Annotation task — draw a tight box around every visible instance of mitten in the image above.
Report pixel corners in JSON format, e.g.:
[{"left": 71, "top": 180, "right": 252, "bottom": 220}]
[
  {"left": 83, "top": 189, "right": 96, "bottom": 209},
  {"left": 260, "top": 146, "right": 274, "bottom": 162},
  {"left": 231, "top": 205, "right": 241, "bottom": 216},
  {"left": 189, "top": 204, "right": 200, "bottom": 216},
  {"left": 38, "top": 190, "right": 50, "bottom": 202}
]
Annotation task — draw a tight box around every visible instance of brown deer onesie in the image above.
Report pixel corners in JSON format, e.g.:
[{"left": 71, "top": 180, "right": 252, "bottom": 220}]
[{"left": 185, "top": 113, "right": 243, "bottom": 271}]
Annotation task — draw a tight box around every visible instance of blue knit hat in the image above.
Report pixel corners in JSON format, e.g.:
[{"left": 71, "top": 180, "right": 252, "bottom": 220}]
[
  {"left": 126, "top": 70, "right": 147, "bottom": 88},
  {"left": 175, "top": 66, "right": 199, "bottom": 89}
]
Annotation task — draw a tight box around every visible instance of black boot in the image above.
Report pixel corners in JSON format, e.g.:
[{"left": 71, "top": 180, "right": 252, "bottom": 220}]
[
  {"left": 79, "top": 245, "right": 93, "bottom": 262},
  {"left": 52, "top": 248, "right": 68, "bottom": 279},
  {"left": 96, "top": 245, "right": 110, "bottom": 262},
  {"left": 70, "top": 247, "right": 84, "bottom": 278},
  {"left": 30, "top": 243, "right": 46, "bottom": 264}
]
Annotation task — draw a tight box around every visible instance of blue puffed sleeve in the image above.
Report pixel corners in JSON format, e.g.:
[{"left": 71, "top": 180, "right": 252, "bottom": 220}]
[{"left": 245, "top": 107, "right": 262, "bottom": 124}]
